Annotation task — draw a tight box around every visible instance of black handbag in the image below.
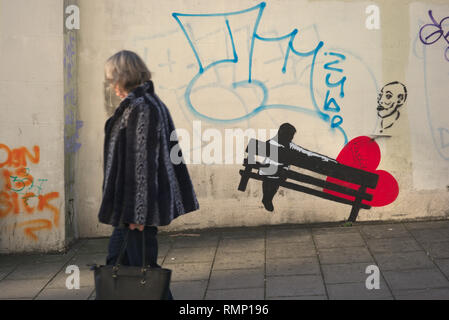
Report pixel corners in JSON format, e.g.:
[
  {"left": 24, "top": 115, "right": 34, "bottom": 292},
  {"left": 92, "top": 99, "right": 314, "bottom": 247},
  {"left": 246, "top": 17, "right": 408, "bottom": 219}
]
[{"left": 91, "top": 229, "right": 172, "bottom": 300}]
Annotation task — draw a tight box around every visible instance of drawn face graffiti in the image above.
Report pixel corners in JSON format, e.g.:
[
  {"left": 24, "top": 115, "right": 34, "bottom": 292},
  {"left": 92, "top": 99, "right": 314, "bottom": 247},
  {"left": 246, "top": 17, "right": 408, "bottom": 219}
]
[{"left": 377, "top": 82, "right": 407, "bottom": 119}]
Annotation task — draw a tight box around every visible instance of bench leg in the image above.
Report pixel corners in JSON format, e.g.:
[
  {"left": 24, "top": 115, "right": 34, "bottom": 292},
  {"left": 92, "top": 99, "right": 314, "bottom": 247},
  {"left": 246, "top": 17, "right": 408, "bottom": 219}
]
[
  {"left": 348, "top": 204, "right": 361, "bottom": 222},
  {"left": 238, "top": 172, "right": 250, "bottom": 191},
  {"left": 238, "top": 156, "right": 255, "bottom": 192},
  {"left": 348, "top": 186, "right": 367, "bottom": 222}
]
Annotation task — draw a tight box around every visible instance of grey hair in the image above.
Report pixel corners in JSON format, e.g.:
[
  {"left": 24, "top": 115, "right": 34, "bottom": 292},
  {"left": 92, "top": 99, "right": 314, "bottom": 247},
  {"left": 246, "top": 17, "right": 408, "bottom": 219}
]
[{"left": 104, "top": 50, "right": 152, "bottom": 92}]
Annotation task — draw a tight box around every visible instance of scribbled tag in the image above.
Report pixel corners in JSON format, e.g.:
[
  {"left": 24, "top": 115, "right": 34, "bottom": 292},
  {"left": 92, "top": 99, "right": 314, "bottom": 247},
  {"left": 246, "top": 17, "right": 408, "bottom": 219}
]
[{"left": 325, "top": 136, "right": 399, "bottom": 207}]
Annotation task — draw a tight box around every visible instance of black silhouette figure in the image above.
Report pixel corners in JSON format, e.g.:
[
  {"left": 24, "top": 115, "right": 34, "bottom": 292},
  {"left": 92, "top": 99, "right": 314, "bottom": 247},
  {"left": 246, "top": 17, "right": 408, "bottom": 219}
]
[{"left": 260, "top": 123, "right": 336, "bottom": 212}]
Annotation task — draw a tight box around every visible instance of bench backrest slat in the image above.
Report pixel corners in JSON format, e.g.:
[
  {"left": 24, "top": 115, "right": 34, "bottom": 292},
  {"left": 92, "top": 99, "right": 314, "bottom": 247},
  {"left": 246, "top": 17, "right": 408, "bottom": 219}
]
[{"left": 247, "top": 139, "right": 379, "bottom": 189}]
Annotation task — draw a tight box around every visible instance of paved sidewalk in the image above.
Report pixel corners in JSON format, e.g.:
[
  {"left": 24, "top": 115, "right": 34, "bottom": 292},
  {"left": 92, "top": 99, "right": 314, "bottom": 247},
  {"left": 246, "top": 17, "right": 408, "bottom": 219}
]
[{"left": 1, "top": 220, "right": 449, "bottom": 300}]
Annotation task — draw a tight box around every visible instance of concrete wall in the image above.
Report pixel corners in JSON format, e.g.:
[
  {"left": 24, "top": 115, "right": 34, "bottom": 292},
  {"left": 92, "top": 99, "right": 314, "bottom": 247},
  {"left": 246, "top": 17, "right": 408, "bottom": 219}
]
[
  {"left": 74, "top": 0, "right": 449, "bottom": 238},
  {"left": 0, "top": 0, "right": 66, "bottom": 252},
  {"left": 1, "top": 0, "right": 448, "bottom": 252}
]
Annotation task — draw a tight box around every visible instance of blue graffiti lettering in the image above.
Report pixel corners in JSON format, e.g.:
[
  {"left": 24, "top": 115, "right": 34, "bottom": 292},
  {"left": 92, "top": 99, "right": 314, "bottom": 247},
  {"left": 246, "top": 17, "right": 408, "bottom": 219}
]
[{"left": 172, "top": 2, "right": 349, "bottom": 144}]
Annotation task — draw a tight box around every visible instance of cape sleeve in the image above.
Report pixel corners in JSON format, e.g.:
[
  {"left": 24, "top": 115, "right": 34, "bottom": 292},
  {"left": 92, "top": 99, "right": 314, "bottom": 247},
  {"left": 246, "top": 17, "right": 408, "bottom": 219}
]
[{"left": 123, "top": 101, "right": 159, "bottom": 225}]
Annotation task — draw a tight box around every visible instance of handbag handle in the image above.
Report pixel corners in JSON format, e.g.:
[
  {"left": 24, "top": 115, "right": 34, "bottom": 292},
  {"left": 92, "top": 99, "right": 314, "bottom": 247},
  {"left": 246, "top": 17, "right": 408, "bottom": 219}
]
[{"left": 114, "top": 228, "right": 147, "bottom": 269}]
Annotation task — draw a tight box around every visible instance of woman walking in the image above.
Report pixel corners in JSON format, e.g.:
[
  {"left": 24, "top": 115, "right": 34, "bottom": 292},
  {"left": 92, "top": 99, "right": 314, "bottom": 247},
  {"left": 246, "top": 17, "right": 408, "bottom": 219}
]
[{"left": 98, "top": 50, "right": 199, "bottom": 299}]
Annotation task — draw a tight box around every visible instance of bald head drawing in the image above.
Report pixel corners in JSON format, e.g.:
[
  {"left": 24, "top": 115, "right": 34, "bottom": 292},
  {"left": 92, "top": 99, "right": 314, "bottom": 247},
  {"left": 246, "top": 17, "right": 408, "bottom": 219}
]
[{"left": 377, "top": 81, "right": 407, "bottom": 132}]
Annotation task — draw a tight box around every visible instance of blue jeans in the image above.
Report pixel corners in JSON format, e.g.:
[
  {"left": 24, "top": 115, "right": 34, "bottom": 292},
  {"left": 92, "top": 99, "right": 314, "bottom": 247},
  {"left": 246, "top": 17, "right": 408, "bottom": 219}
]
[{"left": 106, "top": 226, "right": 173, "bottom": 299}]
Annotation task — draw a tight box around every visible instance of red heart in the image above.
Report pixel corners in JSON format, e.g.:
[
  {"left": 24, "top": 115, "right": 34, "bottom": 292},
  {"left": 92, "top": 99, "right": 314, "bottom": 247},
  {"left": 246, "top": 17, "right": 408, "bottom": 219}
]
[
  {"left": 336, "top": 136, "right": 380, "bottom": 170},
  {"left": 366, "top": 170, "right": 399, "bottom": 207},
  {"left": 325, "top": 136, "right": 399, "bottom": 207}
]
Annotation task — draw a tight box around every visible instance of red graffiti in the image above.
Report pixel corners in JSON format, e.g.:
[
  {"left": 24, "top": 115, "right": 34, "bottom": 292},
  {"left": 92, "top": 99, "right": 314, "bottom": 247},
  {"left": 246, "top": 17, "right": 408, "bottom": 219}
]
[
  {"left": 0, "top": 191, "right": 60, "bottom": 221},
  {"left": 17, "top": 219, "right": 52, "bottom": 241},
  {"left": 38, "top": 192, "right": 60, "bottom": 226},
  {"left": 0, "top": 144, "right": 40, "bottom": 168},
  {"left": 0, "top": 144, "right": 60, "bottom": 241},
  {"left": 325, "top": 136, "right": 399, "bottom": 207}
]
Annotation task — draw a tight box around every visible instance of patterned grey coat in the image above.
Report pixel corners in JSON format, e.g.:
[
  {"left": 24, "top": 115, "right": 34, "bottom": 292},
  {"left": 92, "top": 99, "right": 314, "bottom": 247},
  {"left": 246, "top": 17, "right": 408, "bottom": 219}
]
[{"left": 98, "top": 81, "right": 199, "bottom": 227}]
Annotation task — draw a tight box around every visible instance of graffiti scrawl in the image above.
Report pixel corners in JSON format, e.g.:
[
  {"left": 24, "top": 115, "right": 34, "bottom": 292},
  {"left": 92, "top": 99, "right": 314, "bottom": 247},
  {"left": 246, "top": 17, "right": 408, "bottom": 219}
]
[
  {"left": 172, "top": 2, "right": 349, "bottom": 145},
  {"left": 419, "top": 10, "right": 449, "bottom": 62},
  {"left": 0, "top": 144, "right": 60, "bottom": 241},
  {"left": 415, "top": 9, "right": 449, "bottom": 161}
]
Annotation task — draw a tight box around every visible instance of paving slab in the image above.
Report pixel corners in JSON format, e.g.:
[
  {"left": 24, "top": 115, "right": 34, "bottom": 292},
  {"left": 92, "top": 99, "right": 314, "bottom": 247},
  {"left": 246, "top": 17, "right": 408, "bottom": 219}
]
[
  {"left": 161, "top": 262, "right": 212, "bottom": 282},
  {"left": 312, "top": 226, "right": 361, "bottom": 235},
  {"left": 361, "top": 224, "right": 411, "bottom": 239},
  {"left": 170, "top": 280, "right": 208, "bottom": 300},
  {"left": 266, "top": 256, "right": 320, "bottom": 276},
  {"left": 23, "top": 253, "right": 75, "bottom": 265},
  {"left": 217, "top": 238, "right": 265, "bottom": 254},
  {"left": 68, "top": 253, "right": 108, "bottom": 269},
  {"left": 0, "top": 266, "right": 15, "bottom": 281},
  {"left": 76, "top": 238, "right": 110, "bottom": 254},
  {"left": 394, "top": 287, "right": 449, "bottom": 300},
  {"left": 208, "top": 268, "right": 264, "bottom": 290},
  {"left": 157, "top": 242, "right": 171, "bottom": 259},
  {"left": 410, "top": 228, "right": 449, "bottom": 244},
  {"left": 373, "top": 251, "right": 435, "bottom": 271},
  {"left": 0, "top": 255, "right": 32, "bottom": 268},
  {"left": 366, "top": 237, "right": 422, "bottom": 254},
  {"left": 157, "top": 237, "right": 172, "bottom": 248},
  {"left": 206, "top": 287, "right": 264, "bottom": 300},
  {"left": 170, "top": 234, "right": 219, "bottom": 249},
  {"left": 89, "top": 291, "right": 96, "bottom": 300},
  {"left": 318, "top": 247, "right": 373, "bottom": 265},
  {"left": 420, "top": 241, "right": 449, "bottom": 259},
  {"left": 51, "top": 241, "right": 86, "bottom": 261},
  {"left": 0, "top": 278, "right": 49, "bottom": 299},
  {"left": 165, "top": 247, "right": 216, "bottom": 264},
  {"left": 46, "top": 268, "right": 95, "bottom": 289},
  {"left": 221, "top": 229, "right": 265, "bottom": 239},
  {"left": 383, "top": 268, "right": 449, "bottom": 291},
  {"left": 266, "top": 275, "right": 325, "bottom": 298},
  {"left": 405, "top": 221, "right": 449, "bottom": 230},
  {"left": 2, "top": 220, "right": 449, "bottom": 300},
  {"left": 266, "top": 228, "right": 312, "bottom": 244},
  {"left": 5, "top": 262, "right": 66, "bottom": 281},
  {"left": 322, "top": 262, "right": 380, "bottom": 284},
  {"left": 435, "top": 259, "right": 449, "bottom": 278},
  {"left": 213, "top": 251, "right": 264, "bottom": 270},
  {"left": 327, "top": 282, "right": 393, "bottom": 300},
  {"left": 314, "top": 232, "right": 365, "bottom": 249},
  {"left": 35, "top": 287, "right": 94, "bottom": 300},
  {"left": 266, "top": 242, "right": 316, "bottom": 259}
]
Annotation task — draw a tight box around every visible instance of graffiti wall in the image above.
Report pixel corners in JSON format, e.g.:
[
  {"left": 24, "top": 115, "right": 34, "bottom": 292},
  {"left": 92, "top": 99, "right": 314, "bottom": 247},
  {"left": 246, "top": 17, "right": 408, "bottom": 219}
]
[
  {"left": 408, "top": 3, "right": 449, "bottom": 191},
  {"left": 0, "top": 145, "right": 60, "bottom": 240},
  {"left": 0, "top": 0, "right": 66, "bottom": 252},
  {"left": 72, "top": 0, "right": 449, "bottom": 237}
]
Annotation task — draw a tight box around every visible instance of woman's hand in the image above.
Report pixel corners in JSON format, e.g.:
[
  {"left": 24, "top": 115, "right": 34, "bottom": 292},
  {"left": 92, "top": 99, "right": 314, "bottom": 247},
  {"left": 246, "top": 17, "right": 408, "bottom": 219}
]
[{"left": 129, "top": 223, "right": 144, "bottom": 232}]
